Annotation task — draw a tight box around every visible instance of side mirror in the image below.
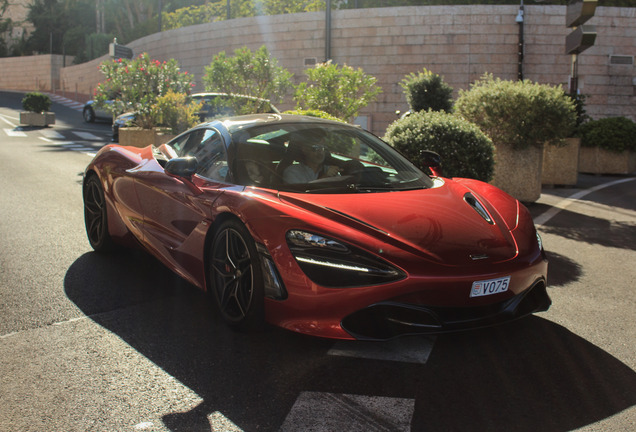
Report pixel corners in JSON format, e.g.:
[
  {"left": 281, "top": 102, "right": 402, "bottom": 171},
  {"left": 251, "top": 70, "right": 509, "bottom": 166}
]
[
  {"left": 165, "top": 156, "right": 198, "bottom": 178},
  {"left": 418, "top": 150, "right": 442, "bottom": 177}
]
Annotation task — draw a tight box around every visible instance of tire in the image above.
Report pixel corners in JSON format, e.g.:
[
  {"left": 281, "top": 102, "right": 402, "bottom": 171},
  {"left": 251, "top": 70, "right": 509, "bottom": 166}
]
[
  {"left": 83, "top": 107, "right": 95, "bottom": 123},
  {"left": 83, "top": 175, "right": 116, "bottom": 252},
  {"left": 210, "top": 219, "right": 265, "bottom": 329}
]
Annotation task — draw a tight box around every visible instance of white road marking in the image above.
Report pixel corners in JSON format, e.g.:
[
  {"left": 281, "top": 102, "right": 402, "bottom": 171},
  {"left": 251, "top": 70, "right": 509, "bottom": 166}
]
[
  {"left": 48, "top": 94, "right": 84, "bottom": 111},
  {"left": 72, "top": 131, "right": 101, "bottom": 141},
  {"left": 0, "top": 113, "right": 18, "bottom": 127},
  {"left": 280, "top": 392, "right": 414, "bottom": 432},
  {"left": 40, "top": 129, "right": 66, "bottom": 140},
  {"left": 535, "top": 177, "right": 636, "bottom": 227},
  {"left": 4, "top": 128, "right": 26, "bottom": 137}
]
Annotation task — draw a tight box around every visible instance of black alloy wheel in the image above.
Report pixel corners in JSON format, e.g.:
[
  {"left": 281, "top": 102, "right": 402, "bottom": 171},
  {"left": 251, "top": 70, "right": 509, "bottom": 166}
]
[
  {"left": 210, "top": 219, "right": 264, "bottom": 329},
  {"left": 83, "top": 175, "right": 115, "bottom": 252},
  {"left": 83, "top": 107, "right": 95, "bottom": 123}
]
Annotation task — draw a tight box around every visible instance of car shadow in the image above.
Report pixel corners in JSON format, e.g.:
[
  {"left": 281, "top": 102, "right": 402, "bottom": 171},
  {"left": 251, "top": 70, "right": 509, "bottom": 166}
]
[
  {"left": 65, "top": 251, "right": 636, "bottom": 431},
  {"left": 544, "top": 250, "right": 582, "bottom": 287}
]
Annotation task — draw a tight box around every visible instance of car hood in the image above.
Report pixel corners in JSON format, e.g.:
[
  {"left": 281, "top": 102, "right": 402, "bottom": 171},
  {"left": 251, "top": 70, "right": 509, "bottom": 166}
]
[{"left": 278, "top": 180, "right": 519, "bottom": 266}]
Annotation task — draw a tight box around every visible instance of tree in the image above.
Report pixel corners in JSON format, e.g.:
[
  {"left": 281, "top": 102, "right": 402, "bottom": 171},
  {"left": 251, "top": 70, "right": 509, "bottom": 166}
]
[
  {"left": 26, "top": 0, "right": 71, "bottom": 55},
  {"left": 293, "top": 61, "right": 382, "bottom": 123},
  {"left": 162, "top": 0, "right": 324, "bottom": 31},
  {"left": 202, "top": 45, "right": 293, "bottom": 112},
  {"left": 103, "top": 0, "right": 158, "bottom": 42}
]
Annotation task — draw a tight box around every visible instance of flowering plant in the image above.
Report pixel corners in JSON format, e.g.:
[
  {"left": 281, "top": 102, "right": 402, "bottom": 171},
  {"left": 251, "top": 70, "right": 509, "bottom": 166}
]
[{"left": 94, "top": 53, "right": 194, "bottom": 129}]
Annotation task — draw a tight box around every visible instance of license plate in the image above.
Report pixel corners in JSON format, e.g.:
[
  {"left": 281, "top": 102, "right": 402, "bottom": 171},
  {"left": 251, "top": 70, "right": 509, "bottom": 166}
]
[{"left": 470, "top": 276, "right": 511, "bottom": 298}]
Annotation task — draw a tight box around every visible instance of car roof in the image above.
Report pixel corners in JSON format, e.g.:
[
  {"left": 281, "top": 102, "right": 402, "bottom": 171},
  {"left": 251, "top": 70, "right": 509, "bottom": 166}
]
[{"left": 200, "top": 113, "right": 352, "bottom": 133}]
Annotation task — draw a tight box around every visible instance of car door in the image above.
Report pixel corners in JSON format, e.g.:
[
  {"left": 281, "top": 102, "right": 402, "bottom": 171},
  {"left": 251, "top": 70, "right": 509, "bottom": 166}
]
[{"left": 133, "top": 128, "right": 229, "bottom": 285}]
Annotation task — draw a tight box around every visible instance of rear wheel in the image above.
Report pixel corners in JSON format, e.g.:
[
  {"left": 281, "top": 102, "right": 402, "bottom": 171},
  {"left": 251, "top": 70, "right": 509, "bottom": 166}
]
[
  {"left": 210, "top": 219, "right": 264, "bottom": 329},
  {"left": 83, "top": 175, "right": 116, "bottom": 252}
]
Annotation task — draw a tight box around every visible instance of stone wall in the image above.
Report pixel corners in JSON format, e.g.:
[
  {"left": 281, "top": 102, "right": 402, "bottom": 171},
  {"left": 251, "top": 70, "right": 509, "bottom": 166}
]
[
  {"left": 0, "top": 54, "right": 72, "bottom": 93},
  {"left": 1, "top": 5, "right": 634, "bottom": 135}
]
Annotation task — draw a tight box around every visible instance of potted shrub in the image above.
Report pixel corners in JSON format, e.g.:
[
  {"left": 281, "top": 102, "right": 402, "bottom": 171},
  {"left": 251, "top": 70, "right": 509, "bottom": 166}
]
[
  {"left": 20, "top": 92, "right": 55, "bottom": 127},
  {"left": 384, "top": 109, "right": 495, "bottom": 182},
  {"left": 542, "top": 93, "right": 589, "bottom": 186},
  {"left": 94, "top": 53, "right": 194, "bottom": 146},
  {"left": 455, "top": 74, "right": 576, "bottom": 202},
  {"left": 577, "top": 117, "right": 636, "bottom": 174}
]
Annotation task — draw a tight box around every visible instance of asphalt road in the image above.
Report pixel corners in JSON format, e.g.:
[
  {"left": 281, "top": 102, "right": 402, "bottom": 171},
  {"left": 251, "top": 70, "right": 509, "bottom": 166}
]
[{"left": 1, "top": 90, "right": 635, "bottom": 431}]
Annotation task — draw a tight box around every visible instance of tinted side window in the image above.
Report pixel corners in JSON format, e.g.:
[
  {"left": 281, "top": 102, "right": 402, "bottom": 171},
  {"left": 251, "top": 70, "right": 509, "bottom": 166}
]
[
  {"left": 193, "top": 129, "right": 228, "bottom": 181},
  {"left": 171, "top": 130, "right": 205, "bottom": 157}
]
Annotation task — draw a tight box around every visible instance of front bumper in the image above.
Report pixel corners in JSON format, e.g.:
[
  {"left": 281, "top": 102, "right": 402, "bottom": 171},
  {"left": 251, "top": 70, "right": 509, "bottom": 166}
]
[{"left": 341, "top": 279, "right": 551, "bottom": 340}]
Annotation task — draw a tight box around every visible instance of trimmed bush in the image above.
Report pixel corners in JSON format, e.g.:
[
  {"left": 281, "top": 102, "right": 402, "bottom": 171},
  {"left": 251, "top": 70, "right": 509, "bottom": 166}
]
[
  {"left": 400, "top": 68, "right": 454, "bottom": 113},
  {"left": 577, "top": 117, "right": 636, "bottom": 153},
  {"left": 384, "top": 110, "right": 495, "bottom": 182},
  {"left": 22, "top": 92, "right": 51, "bottom": 113},
  {"left": 455, "top": 74, "right": 576, "bottom": 150}
]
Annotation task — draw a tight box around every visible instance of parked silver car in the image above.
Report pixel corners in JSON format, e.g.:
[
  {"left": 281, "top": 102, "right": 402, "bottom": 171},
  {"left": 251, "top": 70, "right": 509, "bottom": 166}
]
[{"left": 82, "top": 100, "right": 115, "bottom": 123}]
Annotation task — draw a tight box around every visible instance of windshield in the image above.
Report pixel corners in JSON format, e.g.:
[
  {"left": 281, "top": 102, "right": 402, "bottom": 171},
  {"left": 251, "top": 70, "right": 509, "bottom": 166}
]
[{"left": 230, "top": 122, "right": 433, "bottom": 193}]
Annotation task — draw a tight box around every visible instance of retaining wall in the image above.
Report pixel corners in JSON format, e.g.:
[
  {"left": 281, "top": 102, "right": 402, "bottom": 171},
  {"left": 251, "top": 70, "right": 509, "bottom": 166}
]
[{"left": 1, "top": 5, "right": 633, "bottom": 135}]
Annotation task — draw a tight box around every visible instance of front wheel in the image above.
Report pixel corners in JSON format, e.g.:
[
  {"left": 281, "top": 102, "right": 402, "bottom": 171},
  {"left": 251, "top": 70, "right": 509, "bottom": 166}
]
[
  {"left": 83, "top": 175, "right": 116, "bottom": 252},
  {"left": 83, "top": 107, "right": 95, "bottom": 123},
  {"left": 210, "top": 219, "right": 264, "bottom": 329}
]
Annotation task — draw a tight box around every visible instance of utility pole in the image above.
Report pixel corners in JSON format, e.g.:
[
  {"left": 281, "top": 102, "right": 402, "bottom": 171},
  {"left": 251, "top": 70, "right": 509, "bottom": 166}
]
[
  {"left": 565, "top": 0, "right": 597, "bottom": 94},
  {"left": 96, "top": 0, "right": 105, "bottom": 33}
]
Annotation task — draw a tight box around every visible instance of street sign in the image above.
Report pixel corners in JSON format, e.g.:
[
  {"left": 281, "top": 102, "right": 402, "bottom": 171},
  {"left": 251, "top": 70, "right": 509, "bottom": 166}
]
[
  {"left": 566, "top": 25, "right": 597, "bottom": 55},
  {"left": 109, "top": 43, "right": 133, "bottom": 60},
  {"left": 566, "top": 0, "right": 598, "bottom": 28}
]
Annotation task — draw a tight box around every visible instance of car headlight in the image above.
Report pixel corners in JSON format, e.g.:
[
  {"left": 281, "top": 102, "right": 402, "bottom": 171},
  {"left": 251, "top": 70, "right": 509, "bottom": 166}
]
[
  {"left": 286, "top": 230, "right": 405, "bottom": 288},
  {"left": 536, "top": 232, "right": 543, "bottom": 251}
]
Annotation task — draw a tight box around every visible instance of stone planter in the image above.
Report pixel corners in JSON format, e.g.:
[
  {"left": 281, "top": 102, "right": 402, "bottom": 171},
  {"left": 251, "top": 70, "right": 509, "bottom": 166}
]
[
  {"left": 119, "top": 127, "right": 175, "bottom": 148},
  {"left": 491, "top": 144, "right": 543, "bottom": 203},
  {"left": 19, "top": 111, "right": 55, "bottom": 127},
  {"left": 542, "top": 137, "right": 580, "bottom": 186},
  {"left": 155, "top": 131, "right": 176, "bottom": 145},
  {"left": 578, "top": 147, "right": 636, "bottom": 175},
  {"left": 118, "top": 127, "right": 155, "bottom": 148}
]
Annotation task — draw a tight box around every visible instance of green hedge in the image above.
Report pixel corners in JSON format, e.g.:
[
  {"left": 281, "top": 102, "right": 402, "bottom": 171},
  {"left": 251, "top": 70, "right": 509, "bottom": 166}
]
[
  {"left": 400, "top": 68, "right": 453, "bottom": 113},
  {"left": 577, "top": 117, "right": 636, "bottom": 153},
  {"left": 455, "top": 74, "right": 576, "bottom": 150},
  {"left": 22, "top": 92, "right": 51, "bottom": 113},
  {"left": 384, "top": 110, "right": 495, "bottom": 182}
]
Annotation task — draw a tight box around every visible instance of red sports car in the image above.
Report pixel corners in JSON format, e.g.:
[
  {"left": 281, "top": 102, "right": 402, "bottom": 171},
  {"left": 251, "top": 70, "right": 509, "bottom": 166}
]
[{"left": 83, "top": 114, "right": 550, "bottom": 340}]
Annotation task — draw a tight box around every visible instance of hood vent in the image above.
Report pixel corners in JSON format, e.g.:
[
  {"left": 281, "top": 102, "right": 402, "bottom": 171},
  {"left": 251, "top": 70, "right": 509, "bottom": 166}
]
[{"left": 464, "top": 193, "right": 494, "bottom": 225}]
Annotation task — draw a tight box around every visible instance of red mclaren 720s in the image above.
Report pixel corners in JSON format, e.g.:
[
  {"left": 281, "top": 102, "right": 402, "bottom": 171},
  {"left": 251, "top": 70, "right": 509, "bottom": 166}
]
[{"left": 83, "top": 114, "right": 550, "bottom": 340}]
